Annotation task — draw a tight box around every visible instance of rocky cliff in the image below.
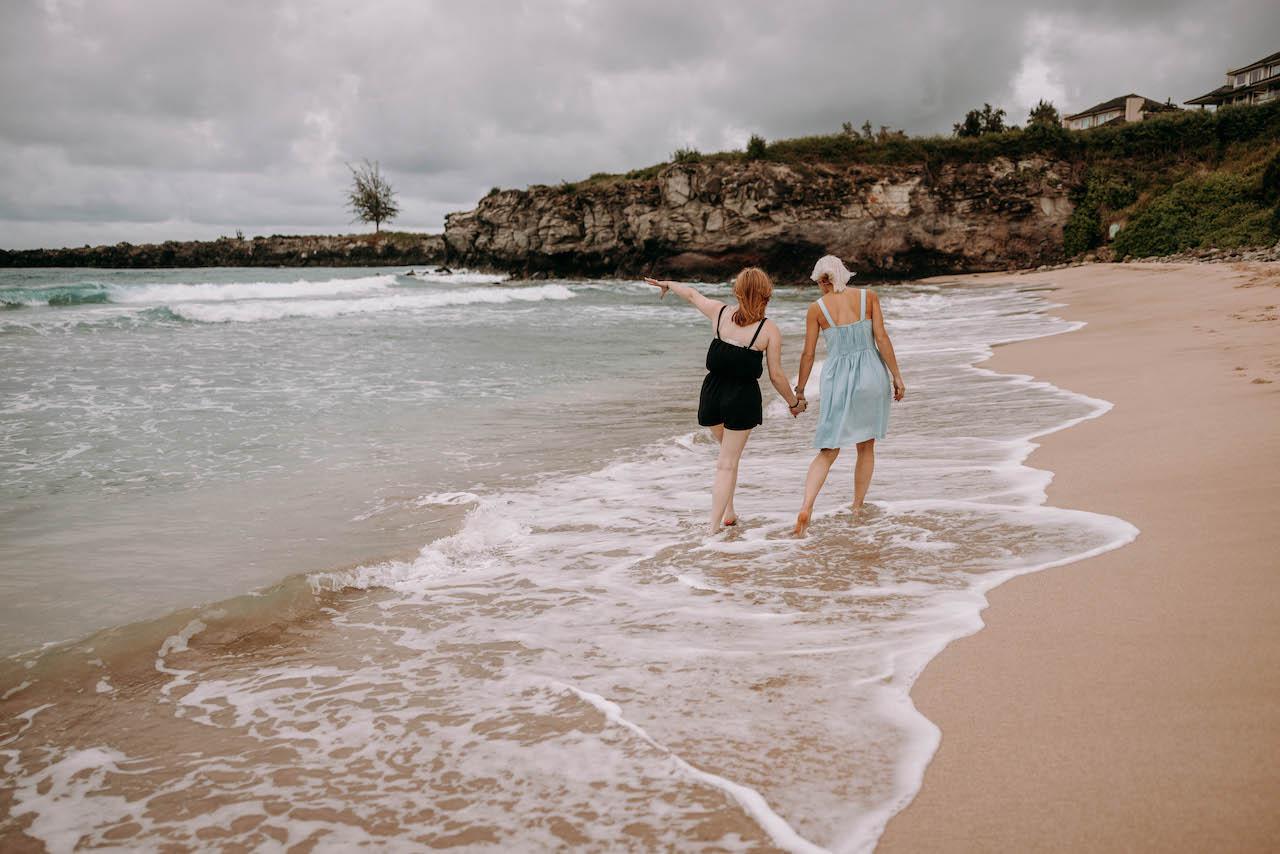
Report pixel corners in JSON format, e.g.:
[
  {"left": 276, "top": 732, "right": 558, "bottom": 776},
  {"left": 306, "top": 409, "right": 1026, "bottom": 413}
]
[
  {"left": 443, "top": 157, "right": 1080, "bottom": 280},
  {"left": 0, "top": 232, "right": 445, "bottom": 268}
]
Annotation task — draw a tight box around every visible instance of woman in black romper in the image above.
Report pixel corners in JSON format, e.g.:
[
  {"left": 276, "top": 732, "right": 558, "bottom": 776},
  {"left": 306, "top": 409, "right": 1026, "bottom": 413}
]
[{"left": 644, "top": 268, "right": 804, "bottom": 532}]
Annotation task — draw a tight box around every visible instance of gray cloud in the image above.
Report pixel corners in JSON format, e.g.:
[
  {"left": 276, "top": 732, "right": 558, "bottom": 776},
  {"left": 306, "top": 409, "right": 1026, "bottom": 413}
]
[{"left": 2, "top": 0, "right": 1277, "bottom": 248}]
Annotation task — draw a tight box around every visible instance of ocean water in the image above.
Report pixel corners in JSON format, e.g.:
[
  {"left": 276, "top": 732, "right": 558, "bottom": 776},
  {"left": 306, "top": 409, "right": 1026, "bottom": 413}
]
[{"left": 0, "top": 267, "right": 1136, "bottom": 852}]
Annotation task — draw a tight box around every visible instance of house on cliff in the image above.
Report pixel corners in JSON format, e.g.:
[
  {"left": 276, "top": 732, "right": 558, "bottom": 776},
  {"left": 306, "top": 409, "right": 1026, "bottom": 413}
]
[
  {"left": 1185, "top": 50, "right": 1280, "bottom": 109},
  {"left": 1061, "top": 94, "right": 1179, "bottom": 130}
]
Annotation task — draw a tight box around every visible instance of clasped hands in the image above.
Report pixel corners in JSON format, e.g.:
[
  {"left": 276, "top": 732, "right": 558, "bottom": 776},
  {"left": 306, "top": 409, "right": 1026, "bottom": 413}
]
[{"left": 789, "top": 394, "right": 808, "bottom": 418}]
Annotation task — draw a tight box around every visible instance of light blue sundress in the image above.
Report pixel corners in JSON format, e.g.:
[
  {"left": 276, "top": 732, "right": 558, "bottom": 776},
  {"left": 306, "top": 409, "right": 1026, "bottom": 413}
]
[{"left": 813, "top": 288, "right": 892, "bottom": 449}]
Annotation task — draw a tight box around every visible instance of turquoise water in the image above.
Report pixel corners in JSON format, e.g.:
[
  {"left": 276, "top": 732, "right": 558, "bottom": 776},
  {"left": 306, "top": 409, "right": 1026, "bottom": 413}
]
[
  {"left": 0, "top": 267, "right": 1136, "bottom": 851},
  {"left": 0, "top": 267, "right": 714, "bottom": 653}
]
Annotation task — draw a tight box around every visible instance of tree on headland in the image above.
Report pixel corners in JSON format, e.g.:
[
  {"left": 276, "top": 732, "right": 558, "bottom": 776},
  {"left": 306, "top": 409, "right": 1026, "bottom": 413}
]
[
  {"left": 1028, "top": 100, "right": 1061, "bottom": 128},
  {"left": 746, "top": 134, "right": 767, "bottom": 159},
  {"left": 839, "top": 120, "right": 906, "bottom": 143},
  {"left": 345, "top": 160, "right": 399, "bottom": 233},
  {"left": 953, "top": 103, "right": 1007, "bottom": 137}
]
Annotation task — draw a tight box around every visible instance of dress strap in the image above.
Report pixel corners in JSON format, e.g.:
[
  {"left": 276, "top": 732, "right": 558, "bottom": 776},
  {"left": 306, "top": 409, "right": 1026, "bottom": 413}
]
[
  {"left": 715, "top": 305, "right": 726, "bottom": 340},
  {"left": 816, "top": 298, "right": 835, "bottom": 327},
  {"left": 859, "top": 288, "right": 867, "bottom": 321},
  {"left": 747, "top": 318, "right": 767, "bottom": 349}
]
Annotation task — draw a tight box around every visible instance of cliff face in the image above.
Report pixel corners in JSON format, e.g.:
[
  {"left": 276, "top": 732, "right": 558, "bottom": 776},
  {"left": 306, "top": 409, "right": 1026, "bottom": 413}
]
[
  {"left": 0, "top": 232, "right": 445, "bottom": 268},
  {"left": 444, "top": 157, "right": 1080, "bottom": 280}
]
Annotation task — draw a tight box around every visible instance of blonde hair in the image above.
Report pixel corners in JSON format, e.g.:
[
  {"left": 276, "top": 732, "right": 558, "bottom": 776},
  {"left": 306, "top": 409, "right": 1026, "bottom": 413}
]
[{"left": 731, "top": 267, "right": 772, "bottom": 326}]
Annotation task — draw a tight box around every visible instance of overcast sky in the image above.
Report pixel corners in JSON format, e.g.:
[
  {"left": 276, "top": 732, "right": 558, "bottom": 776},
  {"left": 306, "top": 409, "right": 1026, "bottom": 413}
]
[{"left": 2, "top": 0, "right": 1277, "bottom": 249}]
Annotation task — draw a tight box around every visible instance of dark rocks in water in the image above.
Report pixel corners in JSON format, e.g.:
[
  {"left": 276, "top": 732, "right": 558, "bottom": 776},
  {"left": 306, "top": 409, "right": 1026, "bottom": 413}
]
[
  {"left": 443, "top": 157, "right": 1080, "bottom": 280},
  {"left": 436, "top": 266, "right": 453, "bottom": 275}
]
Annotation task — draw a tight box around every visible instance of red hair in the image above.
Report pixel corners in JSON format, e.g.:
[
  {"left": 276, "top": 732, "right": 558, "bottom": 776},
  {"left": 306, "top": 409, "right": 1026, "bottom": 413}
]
[{"left": 732, "top": 267, "right": 772, "bottom": 325}]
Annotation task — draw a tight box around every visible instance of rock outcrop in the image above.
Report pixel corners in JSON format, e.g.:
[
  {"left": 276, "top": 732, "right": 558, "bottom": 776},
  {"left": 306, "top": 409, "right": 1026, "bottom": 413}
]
[
  {"left": 0, "top": 232, "right": 445, "bottom": 268},
  {"left": 443, "top": 157, "right": 1080, "bottom": 280}
]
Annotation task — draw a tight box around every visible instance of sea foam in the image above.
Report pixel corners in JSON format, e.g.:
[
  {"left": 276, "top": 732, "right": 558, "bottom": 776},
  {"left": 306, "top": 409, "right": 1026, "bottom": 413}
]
[{"left": 169, "top": 284, "right": 574, "bottom": 323}]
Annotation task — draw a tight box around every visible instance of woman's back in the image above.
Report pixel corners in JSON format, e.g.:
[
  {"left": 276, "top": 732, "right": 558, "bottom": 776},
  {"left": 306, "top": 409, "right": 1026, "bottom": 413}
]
[
  {"left": 813, "top": 287, "right": 890, "bottom": 449},
  {"left": 816, "top": 289, "right": 875, "bottom": 357},
  {"left": 705, "top": 305, "right": 766, "bottom": 381},
  {"left": 815, "top": 288, "right": 865, "bottom": 326},
  {"left": 714, "top": 309, "right": 769, "bottom": 350}
]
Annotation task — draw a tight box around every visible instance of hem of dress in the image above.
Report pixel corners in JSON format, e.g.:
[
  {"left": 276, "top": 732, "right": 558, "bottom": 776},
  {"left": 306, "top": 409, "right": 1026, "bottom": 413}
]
[{"left": 812, "top": 431, "right": 886, "bottom": 449}]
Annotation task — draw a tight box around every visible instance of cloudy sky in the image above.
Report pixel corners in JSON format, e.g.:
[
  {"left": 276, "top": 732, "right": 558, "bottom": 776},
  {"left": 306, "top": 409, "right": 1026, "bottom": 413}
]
[{"left": 2, "top": 0, "right": 1277, "bottom": 249}]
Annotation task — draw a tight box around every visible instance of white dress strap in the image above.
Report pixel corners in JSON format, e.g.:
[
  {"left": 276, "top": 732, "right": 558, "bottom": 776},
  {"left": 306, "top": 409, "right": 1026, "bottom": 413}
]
[
  {"left": 859, "top": 288, "right": 867, "bottom": 321},
  {"left": 816, "top": 298, "right": 836, "bottom": 326}
]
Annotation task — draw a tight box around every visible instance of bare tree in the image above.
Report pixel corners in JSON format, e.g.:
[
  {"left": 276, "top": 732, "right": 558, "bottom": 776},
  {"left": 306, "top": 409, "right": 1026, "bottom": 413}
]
[{"left": 345, "top": 160, "right": 399, "bottom": 233}]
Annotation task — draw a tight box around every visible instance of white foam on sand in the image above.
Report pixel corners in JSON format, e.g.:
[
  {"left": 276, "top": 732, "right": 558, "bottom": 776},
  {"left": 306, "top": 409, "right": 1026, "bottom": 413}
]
[
  {"left": 554, "top": 680, "right": 827, "bottom": 854},
  {"left": 3, "top": 282, "right": 1140, "bottom": 852}
]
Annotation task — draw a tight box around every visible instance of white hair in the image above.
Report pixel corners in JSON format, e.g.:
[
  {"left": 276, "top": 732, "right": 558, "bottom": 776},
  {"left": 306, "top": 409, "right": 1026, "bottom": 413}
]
[{"left": 810, "top": 254, "right": 856, "bottom": 292}]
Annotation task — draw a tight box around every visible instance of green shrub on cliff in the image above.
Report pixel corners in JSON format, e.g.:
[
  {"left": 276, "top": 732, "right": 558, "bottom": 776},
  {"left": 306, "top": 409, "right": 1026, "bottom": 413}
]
[
  {"left": 1062, "top": 171, "right": 1139, "bottom": 256},
  {"left": 1112, "top": 172, "right": 1278, "bottom": 256},
  {"left": 746, "top": 134, "right": 767, "bottom": 160},
  {"left": 1063, "top": 204, "right": 1102, "bottom": 256},
  {"left": 1260, "top": 151, "right": 1280, "bottom": 205}
]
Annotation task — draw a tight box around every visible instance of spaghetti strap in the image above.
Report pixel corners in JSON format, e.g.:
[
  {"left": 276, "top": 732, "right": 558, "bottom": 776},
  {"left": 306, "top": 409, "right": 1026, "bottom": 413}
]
[
  {"left": 816, "top": 298, "right": 836, "bottom": 326},
  {"left": 715, "top": 305, "right": 726, "bottom": 340},
  {"left": 746, "top": 318, "right": 767, "bottom": 349},
  {"left": 859, "top": 288, "right": 867, "bottom": 321}
]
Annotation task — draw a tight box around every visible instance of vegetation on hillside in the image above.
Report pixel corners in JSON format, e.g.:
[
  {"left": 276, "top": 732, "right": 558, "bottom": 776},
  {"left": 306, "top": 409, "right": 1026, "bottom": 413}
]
[
  {"left": 953, "top": 103, "right": 1008, "bottom": 137},
  {"left": 556, "top": 99, "right": 1280, "bottom": 257}
]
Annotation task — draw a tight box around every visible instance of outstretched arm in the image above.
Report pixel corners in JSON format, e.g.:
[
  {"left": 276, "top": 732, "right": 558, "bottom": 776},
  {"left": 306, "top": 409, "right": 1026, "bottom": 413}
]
[
  {"left": 795, "top": 303, "right": 821, "bottom": 401},
  {"left": 643, "top": 277, "right": 725, "bottom": 322},
  {"left": 869, "top": 291, "right": 906, "bottom": 401},
  {"left": 763, "top": 321, "right": 803, "bottom": 415}
]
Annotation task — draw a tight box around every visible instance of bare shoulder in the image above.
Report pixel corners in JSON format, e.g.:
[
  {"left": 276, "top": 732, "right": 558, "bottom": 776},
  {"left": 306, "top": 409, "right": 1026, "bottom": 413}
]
[{"left": 760, "top": 317, "right": 784, "bottom": 348}]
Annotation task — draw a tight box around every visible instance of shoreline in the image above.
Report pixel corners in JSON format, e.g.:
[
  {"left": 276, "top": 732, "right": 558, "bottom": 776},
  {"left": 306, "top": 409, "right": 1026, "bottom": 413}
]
[{"left": 880, "top": 262, "right": 1280, "bottom": 851}]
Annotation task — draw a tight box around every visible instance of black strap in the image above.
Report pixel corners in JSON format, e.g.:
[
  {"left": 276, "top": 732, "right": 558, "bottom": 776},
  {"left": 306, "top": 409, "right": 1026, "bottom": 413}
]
[
  {"left": 747, "top": 318, "right": 767, "bottom": 349},
  {"left": 715, "top": 305, "right": 726, "bottom": 340}
]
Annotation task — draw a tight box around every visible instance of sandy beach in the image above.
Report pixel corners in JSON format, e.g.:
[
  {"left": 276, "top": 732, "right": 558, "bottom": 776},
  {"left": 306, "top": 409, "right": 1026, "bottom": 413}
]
[{"left": 881, "top": 262, "right": 1280, "bottom": 851}]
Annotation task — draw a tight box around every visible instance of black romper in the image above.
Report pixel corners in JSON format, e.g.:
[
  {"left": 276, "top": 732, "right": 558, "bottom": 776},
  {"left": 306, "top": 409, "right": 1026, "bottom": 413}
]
[{"left": 698, "top": 306, "right": 767, "bottom": 431}]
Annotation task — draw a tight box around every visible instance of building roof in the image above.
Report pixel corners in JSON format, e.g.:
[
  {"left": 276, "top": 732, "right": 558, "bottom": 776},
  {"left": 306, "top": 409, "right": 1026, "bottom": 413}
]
[
  {"left": 1227, "top": 50, "right": 1280, "bottom": 76},
  {"left": 1185, "top": 84, "right": 1236, "bottom": 106},
  {"left": 1063, "top": 94, "right": 1175, "bottom": 121}
]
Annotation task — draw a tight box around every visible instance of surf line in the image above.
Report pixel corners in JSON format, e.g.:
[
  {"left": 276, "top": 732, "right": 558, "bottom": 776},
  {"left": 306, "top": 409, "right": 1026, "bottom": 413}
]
[{"left": 550, "top": 679, "right": 827, "bottom": 854}]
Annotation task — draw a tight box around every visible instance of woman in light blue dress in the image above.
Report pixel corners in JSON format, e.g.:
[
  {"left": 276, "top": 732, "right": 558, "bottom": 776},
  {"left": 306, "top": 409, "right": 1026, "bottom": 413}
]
[{"left": 792, "top": 256, "right": 905, "bottom": 536}]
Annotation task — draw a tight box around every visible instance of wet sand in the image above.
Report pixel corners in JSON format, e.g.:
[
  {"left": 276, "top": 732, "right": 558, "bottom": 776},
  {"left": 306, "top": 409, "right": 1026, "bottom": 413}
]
[{"left": 881, "top": 262, "right": 1280, "bottom": 851}]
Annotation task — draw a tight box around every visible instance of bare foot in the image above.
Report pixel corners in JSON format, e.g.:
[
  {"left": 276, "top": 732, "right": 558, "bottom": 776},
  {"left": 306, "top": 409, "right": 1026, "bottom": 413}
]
[
  {"left": 723, "top": 513, "right": 738, "bottom": 527},
  {"left": 792, "top": 511, "right": 811, "bottom": 537}
]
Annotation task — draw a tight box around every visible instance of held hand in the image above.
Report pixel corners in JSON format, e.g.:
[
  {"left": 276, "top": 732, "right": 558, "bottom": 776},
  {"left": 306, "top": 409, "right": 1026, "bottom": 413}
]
[
  {"left": 789, "top": 398, "right": 807, "bottom": 418},
  {"left": 892, "top": 376, "right": 906, "bottom": 402},
  {"left": 643, "top": 277, "right": 670, "bottom": 299}
]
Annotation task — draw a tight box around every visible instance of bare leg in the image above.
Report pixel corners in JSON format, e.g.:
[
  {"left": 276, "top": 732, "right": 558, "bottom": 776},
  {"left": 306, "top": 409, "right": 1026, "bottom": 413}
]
[
  {"left": 710, "top": 428, "right": 750, "bottom": 533},
  {"left": 709, "top": 425, "right": 737, "bottom": 525},
  {"left": 794, "top": 448, "right": 841, "bottom": 536},
  {"left": 852, "top": 439, "right": 875, "bottom": 511}
]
